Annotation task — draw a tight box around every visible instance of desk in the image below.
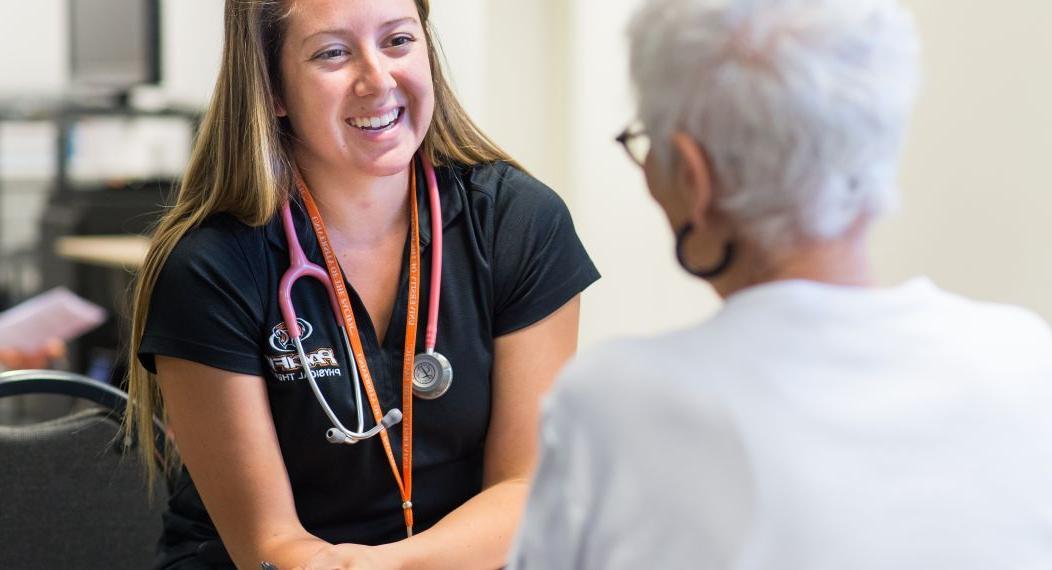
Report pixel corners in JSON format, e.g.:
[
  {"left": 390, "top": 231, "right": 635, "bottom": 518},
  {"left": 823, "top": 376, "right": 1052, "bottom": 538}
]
[
  {"left": 54, "top": 235, "right": 150, "bottom": 270},
  {"left": 52, "top": 234, "right": 150, "bottom": 383}
]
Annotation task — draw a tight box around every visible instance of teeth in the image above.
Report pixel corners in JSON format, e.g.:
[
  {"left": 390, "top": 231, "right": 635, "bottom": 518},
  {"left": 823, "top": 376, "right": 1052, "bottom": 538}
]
[{"left": 351, "top": 109, "right": 400, "bottom": 129}]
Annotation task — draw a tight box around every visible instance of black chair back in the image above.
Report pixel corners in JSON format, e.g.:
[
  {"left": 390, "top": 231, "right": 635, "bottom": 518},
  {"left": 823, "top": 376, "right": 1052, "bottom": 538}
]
[{"left": 0, "top": 370, "right": 168, "bottom": 568}]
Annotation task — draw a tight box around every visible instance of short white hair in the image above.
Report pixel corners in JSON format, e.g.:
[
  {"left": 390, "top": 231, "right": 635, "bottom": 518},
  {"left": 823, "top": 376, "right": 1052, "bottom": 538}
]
[{"left": 628, "top": 0, "right": 919, "bottom": 249}]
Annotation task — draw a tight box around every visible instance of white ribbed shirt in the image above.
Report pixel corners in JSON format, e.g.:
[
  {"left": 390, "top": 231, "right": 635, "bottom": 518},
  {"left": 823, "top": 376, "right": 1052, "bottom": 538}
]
[{"left": 511, "top": 278, "right": 1052, "bottom": 570}]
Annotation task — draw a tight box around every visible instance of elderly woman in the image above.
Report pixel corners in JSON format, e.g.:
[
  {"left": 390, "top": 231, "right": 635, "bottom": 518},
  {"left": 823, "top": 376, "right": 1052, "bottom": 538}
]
[{"left": 511, "top": 0, "right": 1052, "bottom": 568}]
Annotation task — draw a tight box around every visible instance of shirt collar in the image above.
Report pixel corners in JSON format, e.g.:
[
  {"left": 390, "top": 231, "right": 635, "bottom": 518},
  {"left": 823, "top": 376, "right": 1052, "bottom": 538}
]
[{"left": 264, "top": 159, "right": 465, "bottom": 253}]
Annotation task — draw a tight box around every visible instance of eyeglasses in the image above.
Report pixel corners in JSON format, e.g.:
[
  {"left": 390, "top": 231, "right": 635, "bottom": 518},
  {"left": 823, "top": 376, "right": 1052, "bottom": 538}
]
[
  {"left": 615, "top": 122, "right": 650, "bottom": 167},
  {"left": 615, "top": 123, "right": 649, "bottom": 167}
]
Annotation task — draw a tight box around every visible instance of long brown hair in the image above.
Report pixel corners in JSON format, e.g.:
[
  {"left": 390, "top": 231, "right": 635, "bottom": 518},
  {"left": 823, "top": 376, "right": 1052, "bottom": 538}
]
[{"left": 124, "top": 0, "right": 515, "bottom": 485}]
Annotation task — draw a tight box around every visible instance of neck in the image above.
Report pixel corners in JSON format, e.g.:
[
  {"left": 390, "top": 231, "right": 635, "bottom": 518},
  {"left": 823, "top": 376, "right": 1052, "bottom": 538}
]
[
  {"left": 713, "top": 225, "right": 875, "bottom": 298},
  {"left": 295, "top": 153, "right": 411, "bottom": 248}
]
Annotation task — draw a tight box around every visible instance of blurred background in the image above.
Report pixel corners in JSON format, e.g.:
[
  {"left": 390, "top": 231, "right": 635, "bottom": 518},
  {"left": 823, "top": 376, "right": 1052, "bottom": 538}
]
[{"left": 0, "top": 0, "right": 1049, "bottom": 384}]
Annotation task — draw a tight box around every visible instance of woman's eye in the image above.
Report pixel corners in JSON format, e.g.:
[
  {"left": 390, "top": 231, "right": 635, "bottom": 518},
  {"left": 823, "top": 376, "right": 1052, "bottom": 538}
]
[
  {"left": 389, "top": 35, "right": 416, "bottom": 48},
  {"left": 315, "top": 48, "right": 349, "bottom": 60}
]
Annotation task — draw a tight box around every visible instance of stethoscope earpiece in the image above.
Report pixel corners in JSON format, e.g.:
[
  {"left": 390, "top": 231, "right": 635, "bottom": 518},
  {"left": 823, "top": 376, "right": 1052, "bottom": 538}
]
[
  {"left": 326, "top": 428, "right": 351, "bottom": 445},
  {"left": 325, "top": 408, "right": 404, "bottom": 444}
]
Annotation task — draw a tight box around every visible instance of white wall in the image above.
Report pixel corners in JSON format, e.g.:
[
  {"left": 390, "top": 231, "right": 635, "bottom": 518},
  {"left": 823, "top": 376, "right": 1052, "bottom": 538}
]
[
  {"left": 874, "top": 0, "right": 1052, "bottom": 312},
  {"left": 429, "top": 0, "right": 487, "bottom": 120},
  {"left": 160, "top": 0, "right": 224, "bottom": 106},
  {"left": 0, "top": 1, "right": 67, "bottom": 95},
  {"left": 432, "top": 0, "right": 572, "bottom": 196}
]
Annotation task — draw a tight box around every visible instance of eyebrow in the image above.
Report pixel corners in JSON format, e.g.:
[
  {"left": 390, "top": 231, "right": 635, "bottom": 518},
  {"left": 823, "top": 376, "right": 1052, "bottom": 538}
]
[{"left": 301, "top": 17, "right": 419, "bottom": 47}]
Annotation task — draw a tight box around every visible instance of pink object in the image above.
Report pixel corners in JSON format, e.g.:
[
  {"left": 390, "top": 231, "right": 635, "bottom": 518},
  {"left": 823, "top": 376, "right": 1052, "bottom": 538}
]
[
  {"left": 278, "top": 153, "right": 443, "bottom": 348},
  {"left": 421, "top": 153, "right": 443, "bottom": 352},
  {"left": 277, "top": 200, "right": 343, "bottom": 340}
]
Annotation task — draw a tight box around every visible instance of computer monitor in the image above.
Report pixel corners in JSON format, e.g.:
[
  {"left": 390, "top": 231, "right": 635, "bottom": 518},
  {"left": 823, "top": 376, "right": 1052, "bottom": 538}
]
[{"left": 68, "top": 0, "right": 161, "bottom": 102}]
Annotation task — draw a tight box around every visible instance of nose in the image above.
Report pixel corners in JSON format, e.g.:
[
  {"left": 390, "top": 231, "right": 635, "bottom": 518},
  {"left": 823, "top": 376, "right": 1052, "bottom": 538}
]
[{"left": 353, "top": 50, "right": 397, "bottom": 98}]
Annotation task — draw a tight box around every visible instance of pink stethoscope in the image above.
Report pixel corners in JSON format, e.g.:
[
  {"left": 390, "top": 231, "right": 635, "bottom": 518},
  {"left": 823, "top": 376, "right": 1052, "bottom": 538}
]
[{"left": 276, "top": 154, "right": 452, "bottom": 445}]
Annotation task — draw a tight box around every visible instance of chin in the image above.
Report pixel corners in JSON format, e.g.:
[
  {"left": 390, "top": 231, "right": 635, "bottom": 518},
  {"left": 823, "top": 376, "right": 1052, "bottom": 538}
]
[
  {"left": 353, "top": 157, "right": 413, "bottom": 178},
  {"left": 352, "top": 144, "right": 422, "bottom": 177}
]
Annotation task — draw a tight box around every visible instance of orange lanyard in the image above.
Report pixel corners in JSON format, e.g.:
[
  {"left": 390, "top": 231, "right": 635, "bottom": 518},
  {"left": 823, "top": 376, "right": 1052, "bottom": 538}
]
[{"left": 296, "top": 170, "right": 418, "bottom": 537}]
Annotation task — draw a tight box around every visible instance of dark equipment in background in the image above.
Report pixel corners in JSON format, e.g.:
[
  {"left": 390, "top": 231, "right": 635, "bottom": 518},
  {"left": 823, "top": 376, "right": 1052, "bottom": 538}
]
[{"left": 68, "top": 0, "right": 162, "bottom": 108}]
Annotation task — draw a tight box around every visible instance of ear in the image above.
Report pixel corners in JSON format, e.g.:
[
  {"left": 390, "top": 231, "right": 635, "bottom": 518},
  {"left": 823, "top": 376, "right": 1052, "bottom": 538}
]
[
  {"left": 273, "top": 88, "right": 288, "bottom": 118},
  {"left": 671, "top": 132, "right": 715, "bottom": 226}
]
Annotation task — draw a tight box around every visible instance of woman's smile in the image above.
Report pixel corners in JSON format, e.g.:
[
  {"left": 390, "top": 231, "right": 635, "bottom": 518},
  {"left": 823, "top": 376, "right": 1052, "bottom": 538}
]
[{"left": 346, "top": 106, "right": 406, "bottom": 139}]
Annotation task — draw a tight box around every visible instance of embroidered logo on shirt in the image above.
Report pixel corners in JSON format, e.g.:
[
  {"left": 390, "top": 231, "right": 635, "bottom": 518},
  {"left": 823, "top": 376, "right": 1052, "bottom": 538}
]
[
  {"left": 269, "top": 318, "right": 314, "bottom": 352},
  {"left": 266, "top": 319, "right": 344, "bottom": 382},
  {"left": 267, "top": 348, "right": 339, "bottom": 374}
]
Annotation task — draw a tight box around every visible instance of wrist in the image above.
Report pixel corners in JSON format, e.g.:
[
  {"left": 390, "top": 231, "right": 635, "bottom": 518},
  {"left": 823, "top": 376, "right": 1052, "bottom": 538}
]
[
  {"left": 258, "top": 535, "right": 330, "bottom": 569},
  {"left": 374, "top": 539, "right": 418, "bottom": 570}
]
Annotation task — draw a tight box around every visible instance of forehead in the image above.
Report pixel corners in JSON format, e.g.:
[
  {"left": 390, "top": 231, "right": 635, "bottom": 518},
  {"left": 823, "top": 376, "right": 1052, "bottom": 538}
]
[{"left": 286, "top": 0, "right": 420, "bottom": 37}]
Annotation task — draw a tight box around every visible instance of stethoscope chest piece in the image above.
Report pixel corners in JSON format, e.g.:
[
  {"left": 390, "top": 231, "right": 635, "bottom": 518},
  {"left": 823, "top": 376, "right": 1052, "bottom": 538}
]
[{"left": 412, "top": 351, "right": 453, "bottom": 400}]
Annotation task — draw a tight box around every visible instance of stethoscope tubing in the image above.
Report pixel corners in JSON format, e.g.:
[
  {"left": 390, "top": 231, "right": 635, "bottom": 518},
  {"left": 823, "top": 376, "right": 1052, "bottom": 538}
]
[
  {"left": 422, "top": 153, "right": 442, "bottom": 354},
  {"left": 278, "top": 155, "right": 444, "bottom": 443},
  {"left": 278, "top": 202, "right": 371, "bottom": 440}
]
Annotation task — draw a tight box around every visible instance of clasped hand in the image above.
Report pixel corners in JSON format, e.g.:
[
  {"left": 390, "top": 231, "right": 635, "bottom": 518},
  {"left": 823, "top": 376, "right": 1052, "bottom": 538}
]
[{"left": 290, "top": 543, "right": 402, "bottom": 570}]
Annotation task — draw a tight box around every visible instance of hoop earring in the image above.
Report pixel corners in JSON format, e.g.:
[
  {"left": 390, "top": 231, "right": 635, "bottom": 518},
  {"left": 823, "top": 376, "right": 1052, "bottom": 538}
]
[{"left": 675, "top": 223, "right": 735, "bottom": 279}]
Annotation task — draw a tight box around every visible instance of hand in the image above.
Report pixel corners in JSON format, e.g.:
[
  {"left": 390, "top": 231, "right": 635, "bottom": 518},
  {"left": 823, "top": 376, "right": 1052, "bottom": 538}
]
[
  {"left": 0, "top": 338, "right": 65, "bottom": 370},
  {"left": 295, "top": 543, "right": 402, "bottom": 570}
]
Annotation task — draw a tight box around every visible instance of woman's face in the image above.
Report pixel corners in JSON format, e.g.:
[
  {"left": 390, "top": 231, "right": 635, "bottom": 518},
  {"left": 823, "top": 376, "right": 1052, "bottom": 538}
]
[{"left": 277, "top": 0, "right": 434, "bottom": 177}]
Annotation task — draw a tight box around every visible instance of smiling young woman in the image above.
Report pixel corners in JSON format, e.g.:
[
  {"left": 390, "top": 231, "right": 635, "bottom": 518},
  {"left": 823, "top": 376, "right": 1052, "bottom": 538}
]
[{"left": 124, "top": 1, "right": 599, "bottom": 568}]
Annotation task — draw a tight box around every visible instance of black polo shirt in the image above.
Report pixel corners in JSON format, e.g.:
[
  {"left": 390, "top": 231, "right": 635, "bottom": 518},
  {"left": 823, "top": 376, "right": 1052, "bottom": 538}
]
[{"left": 138, "top": 160, "right": 599, "bottom": 567}]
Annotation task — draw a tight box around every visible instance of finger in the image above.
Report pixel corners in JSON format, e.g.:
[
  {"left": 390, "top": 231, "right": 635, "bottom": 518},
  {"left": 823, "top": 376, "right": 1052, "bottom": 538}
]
[
  {"left": 0, "top": 348, "right": 26, "bottom": 369},
  {"left": 23, "top": 351, "right": 51, "bottom": 369},
  {"left": 44, "top": 338, "right": 66, "bottom": 360}
]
